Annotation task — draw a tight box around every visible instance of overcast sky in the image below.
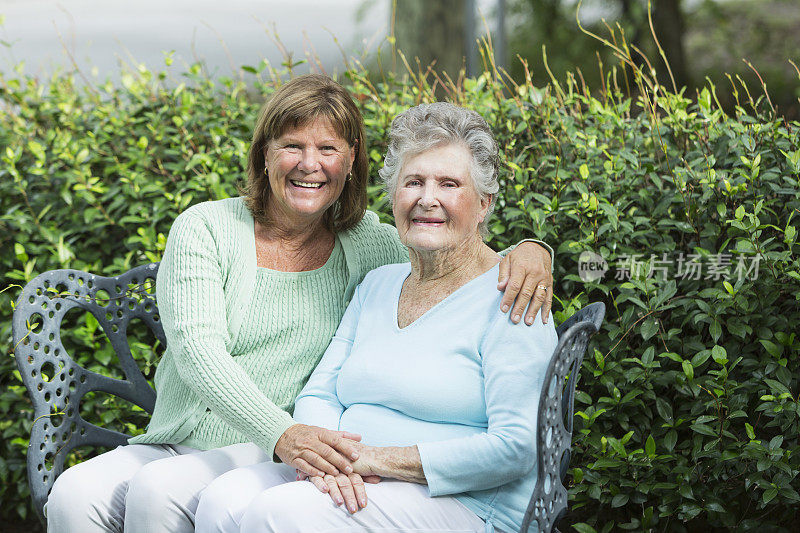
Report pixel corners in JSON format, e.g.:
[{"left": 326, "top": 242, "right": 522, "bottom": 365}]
[{"left": 0, "top": 0, "right": 390, "bottom": 81}]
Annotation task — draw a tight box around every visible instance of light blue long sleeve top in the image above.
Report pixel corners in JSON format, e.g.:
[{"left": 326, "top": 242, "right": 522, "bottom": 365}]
[{"left": 293, "top": 262, "right": 558, "bottom": 533}]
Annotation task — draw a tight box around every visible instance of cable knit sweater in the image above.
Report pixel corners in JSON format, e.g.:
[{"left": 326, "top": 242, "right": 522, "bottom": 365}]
[
  {"left": 128, "top": 197, "right": 408, "bottom": 455},
  {"left": 178, "top": 239, "right": 350, "bottom": 451},
  {"left": 128, "top": 196, "right": 555, "bottom": 457}
]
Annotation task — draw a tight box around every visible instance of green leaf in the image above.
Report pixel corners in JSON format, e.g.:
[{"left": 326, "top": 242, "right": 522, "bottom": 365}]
[
  {"left": 14, "top": 242, "right": 28, "bottom": 262},
  {"left": 611, "top": 493, "right": 629, "bottom": 507},
  {"left": 660, "top": 351, "right": 683, "bottom": 363},
  {"left": 579, "top": 163, "right": 589, "bottom": 180},
  {"left": 620, "top": 430, "right": 634, "bottom": 444},
  {"left": 723, "top": 281, "right": 734, "bottom": 295},
  {"left": 698, "top": 87, "right": 712, "bottom": 112},
  {"left": 609, "top": 437, "right": 626, "bottom": 456},
  {"left": 691, "top": 423, "right": 716, "bottom": 437},
  {"left": 656, "top": 398, "right": 673, "bottom": 422},
  {"left": 691, "top": 349, "right": 712, "bottom": 367},
  {"left": 641, "top": 318, "right": 658, "bottom": 341},
  {"left": 711, "top": 345, "right": 728, "bottom": 365},
  {"left": 645, "top": 435, "right": 656, "bottom": 458},
  {"left": 682, "top": 360, "right": 694, "bottom": 380},
  {"left": 727, "top": 319, "right": 749, "bottom": 338},
  {"left": 760, "top": 340, "right": 782, "bottom": 358},
  {"left": 594, "top": 348, "right": 605, "bottom": 371},
  {"left": 735, "top": 205, "right": 745, "bottom": 219},
  {"left": 745, "top": 423, "right": 756, "bottom": 440},
  {"left": 763, "top": 488, "right": 778, "bottom": 504},
  {"left": 641, "top": 346, "right": 655, "bottom": 366},
  {"left": 664, "top": 430, "right": 678, "bottom": 451},
  {"left": 764, "top": 378, "right": 791, "bottom": 395},
  {"left": 572, "top": 524, "right": 597, "bottom": 533},
  {"left": 709, "top": 321, "right": 722, "bottom": 342}
]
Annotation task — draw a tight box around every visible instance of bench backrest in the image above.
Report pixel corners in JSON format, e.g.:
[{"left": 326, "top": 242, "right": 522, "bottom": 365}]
[
  {"left": 12, "top": 263, "right": 163, "bottom": 521},
  {"left": 521, "top": 302, "right": 605, "bottom": 533}
]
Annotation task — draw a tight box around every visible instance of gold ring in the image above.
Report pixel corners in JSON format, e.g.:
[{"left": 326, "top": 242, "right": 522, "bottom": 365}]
[{"left": 537, "top": 285, "right": 548, "bottom": 291}]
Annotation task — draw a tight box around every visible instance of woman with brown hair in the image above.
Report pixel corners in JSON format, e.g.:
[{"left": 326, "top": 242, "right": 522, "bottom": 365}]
[{"left": 45, "top": 75, "right": 554, "bottom": 533}]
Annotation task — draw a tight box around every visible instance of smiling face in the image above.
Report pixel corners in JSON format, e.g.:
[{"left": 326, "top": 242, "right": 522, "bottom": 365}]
[
  {"left": 264, "top": 117, "right": 356, "bottom": 226},
  {"left": 393, "top": 143, "right": 491, "bottom": 253}
]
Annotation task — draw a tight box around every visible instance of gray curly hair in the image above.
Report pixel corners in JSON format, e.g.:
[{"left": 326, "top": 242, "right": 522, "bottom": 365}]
[{"left": 378, "top": 102, "right": 499, "bottom": 238}]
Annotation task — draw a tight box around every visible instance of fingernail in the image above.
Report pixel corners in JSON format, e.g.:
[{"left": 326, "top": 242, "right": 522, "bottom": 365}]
[
  {"left": 358, "top": 498, "right": 366, "bottom": 507},
  {"left": 502, "top": 305, "right": 509, "bottom": 313},
  {"left": 344, "top": 465, "right": 353, "bottom": 474},
  {"left": 526, "top": 317, "right": 533, "bottom": 325},
  {"left": 349, "top": 504, "right": 356, "bottom": 513},
  {"left": 351, "top": 452, "right": 359, "bottom": 460},
  {"left": 513, "top": 314, "right": 521, "bottom": 322},
  {"left": 336, "top": 498, "right": 343, "bottom": 505}
]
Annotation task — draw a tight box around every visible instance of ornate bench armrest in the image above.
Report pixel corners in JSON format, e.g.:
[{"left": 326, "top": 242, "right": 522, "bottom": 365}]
[{"left": 12, "top": 263, "right": 164, "bottom": 521}]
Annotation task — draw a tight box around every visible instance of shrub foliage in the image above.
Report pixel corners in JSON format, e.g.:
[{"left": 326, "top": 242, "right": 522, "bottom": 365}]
[{"left": 2, "top": 56, "right": 799, "bottom": 530}]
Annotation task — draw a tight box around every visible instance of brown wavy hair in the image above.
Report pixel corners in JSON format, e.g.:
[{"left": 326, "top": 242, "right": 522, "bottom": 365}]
[{"left": 241, "top": 74, "right": 368, "bottom": 232}]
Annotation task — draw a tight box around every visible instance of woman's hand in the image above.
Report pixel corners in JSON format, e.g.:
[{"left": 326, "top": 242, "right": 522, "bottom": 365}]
[
  {"left": 349, "top": 441, "right": 426, "bottom": 484},
  {"left": 274, "top": 424, "right": 362, "bottom": 477},
  {"left": 304, "top": 472, "right": 380, "bottom": 513},
  {"left": 498, "top": 242, "right": 553, "bottom": 325},
  {"left": 348, "top": 441, "right": 382, "bottom": 477}
]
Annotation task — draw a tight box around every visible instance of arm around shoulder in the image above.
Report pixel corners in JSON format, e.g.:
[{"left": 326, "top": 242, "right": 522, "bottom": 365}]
[{"left": 347, "top": 210, "right": 409, "bottom": 271}]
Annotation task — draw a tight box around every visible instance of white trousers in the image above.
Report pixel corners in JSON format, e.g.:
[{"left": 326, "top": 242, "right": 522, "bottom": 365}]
[
  {"left": 195, "top": 461, "right": 487, "bottom": 533},
  {"left": 45, "top": 442, "right": 269, "bottom": 533}
]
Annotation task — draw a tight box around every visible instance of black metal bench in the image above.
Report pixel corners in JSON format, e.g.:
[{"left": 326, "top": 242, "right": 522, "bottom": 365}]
[{"left": 12, "top": 263, "right": 604, "bottom": 532}]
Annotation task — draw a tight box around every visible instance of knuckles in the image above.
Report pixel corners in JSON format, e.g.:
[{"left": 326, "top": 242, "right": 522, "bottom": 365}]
[{"left": 519, "top": 288, "right": 535, "bottom": 298}]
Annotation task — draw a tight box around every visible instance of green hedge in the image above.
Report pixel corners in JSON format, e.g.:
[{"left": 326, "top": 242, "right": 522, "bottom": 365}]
[{"left": 2, "top": 57, "right": 799, "bottom": 530}]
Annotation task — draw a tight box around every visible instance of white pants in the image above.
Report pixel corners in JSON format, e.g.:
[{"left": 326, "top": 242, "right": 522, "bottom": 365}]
[
  {"left": 45, "top": 442, "right": 269, "bottom": 533},
  {"left": 195, "top": 461, "right": 486, "bottom": 532}
]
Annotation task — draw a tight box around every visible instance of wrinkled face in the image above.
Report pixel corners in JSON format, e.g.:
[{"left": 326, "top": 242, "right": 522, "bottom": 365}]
[
  {"left": 265, "top": 117, "right": 355, "bottom": 225},
  {"left": 393, "top": 143, "right": 490, "bottom": 253}
]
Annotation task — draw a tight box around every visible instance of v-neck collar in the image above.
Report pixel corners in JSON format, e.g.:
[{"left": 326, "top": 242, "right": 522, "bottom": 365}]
[{"left": 393, "top": 263, "right": 500, "bottom": 332}]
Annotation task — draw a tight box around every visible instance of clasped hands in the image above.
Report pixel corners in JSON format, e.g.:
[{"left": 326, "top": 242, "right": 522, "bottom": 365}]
[{"left": 274, "top": 424, "right": 379, "bottom": 513}]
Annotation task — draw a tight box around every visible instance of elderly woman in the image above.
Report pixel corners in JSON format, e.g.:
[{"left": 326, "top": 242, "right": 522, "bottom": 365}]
[
  {"left": 45, "top": 76, "right": 554, "bottom": 533},
  {"left": 194, "top": 102, "right": 558, "bottom": 533}
]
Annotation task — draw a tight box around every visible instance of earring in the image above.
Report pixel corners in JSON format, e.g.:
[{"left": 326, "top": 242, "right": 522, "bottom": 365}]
[
  {"left": 264, "top": 168, "right": 268, "bottom": 177},
  {"left": 346, "top": 172, "right": 352, "bottom": 182}
]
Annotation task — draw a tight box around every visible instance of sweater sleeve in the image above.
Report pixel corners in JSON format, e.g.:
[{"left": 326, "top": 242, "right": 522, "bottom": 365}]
[
  {"left": 292, "top": 283, "right": 364, "bottom": 430},
  {"left": 416, "top": 309, "right": 558, "bottom": 496},
  {"left": 358, "top": 211, "right": 410, "bottom": 269},
  {"left": 156, "top": 211, "right": 295, "bottom": 455}
]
